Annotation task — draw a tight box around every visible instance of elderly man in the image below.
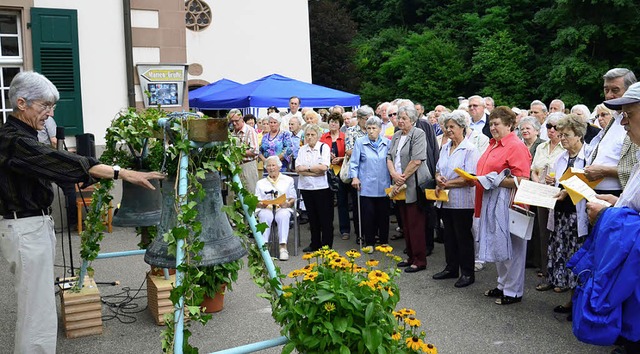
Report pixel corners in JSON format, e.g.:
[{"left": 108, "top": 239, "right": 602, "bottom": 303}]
[
  {"left": 0, "top": 71, "right": 163, "bottom": 354},
  {"left": 280, "top": 96, "right": 302, "bottom": 132},
  {"left": 229, "top": 108, "right": 260, "bottom": 194},
  {"left": 530, "top": 100, "right": 549, "bottom": 140},
  {"left": 468, "top": 95, "right": 492, "bottom": 138},
  {"left": 549, "top": 99, "right": 565, "bottom": 113},
  {"left": 585, "top": 80, "right": 640, "bottom": 354},
  {"left": 584, "top": 68, "right": 638, "bottom": 194},
  {"left": 383, "top": 104, "right": 398, "bottom": 140},
  {"left": 340, "top": 112, "right": 352, "bottom": 133},
  {"left": 484, "top": 97, "right": 495, "bottom": 113}
]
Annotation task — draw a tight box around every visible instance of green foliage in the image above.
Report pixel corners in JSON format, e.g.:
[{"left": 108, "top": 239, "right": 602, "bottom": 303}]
[
  {"left": 272, "top": 246, "right": 436, "bottom": 353},
  {"left": 195, "top": 259, "right": 243, "bottom": 298}
]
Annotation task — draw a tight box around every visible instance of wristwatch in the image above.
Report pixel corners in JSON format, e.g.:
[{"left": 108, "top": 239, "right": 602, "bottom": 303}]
[{"left": 113, "top": 165, "right": 121, "bottom": 180}]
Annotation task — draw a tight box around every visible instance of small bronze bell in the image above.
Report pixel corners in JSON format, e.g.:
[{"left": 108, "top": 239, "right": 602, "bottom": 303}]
[{"left": 144, "top": 171, "right": 246, "bottom": 268}]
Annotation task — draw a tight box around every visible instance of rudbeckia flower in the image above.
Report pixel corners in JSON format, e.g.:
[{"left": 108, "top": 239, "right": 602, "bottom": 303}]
[{"left": 406, "top": 336, "right": 424, "bottom": 351}]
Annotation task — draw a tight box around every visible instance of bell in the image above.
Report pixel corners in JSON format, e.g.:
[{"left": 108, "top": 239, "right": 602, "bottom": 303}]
[
  {"left": 112, "top": 180, "right": 162, "bottom": 227},
  {"left": 144, "top": 171, "right": 246, "bottom": 268}
]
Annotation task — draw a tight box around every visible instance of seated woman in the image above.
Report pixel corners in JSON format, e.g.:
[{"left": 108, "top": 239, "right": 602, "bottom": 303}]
[{"left": 255, "top": 156, "right": 297, "bottom": 261}]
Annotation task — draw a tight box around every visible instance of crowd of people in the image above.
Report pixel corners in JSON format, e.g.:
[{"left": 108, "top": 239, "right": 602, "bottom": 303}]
[{"left": 231, "top": 67, "right": 640, "bottom": 353}]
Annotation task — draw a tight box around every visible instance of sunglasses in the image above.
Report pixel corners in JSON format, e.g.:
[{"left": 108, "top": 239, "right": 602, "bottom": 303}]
[
  {"left": 388, "top": 112, "right": 398, "bottom": 118},
  {"left": 546, "top": 123, "right": 557, "bottom": 130}
]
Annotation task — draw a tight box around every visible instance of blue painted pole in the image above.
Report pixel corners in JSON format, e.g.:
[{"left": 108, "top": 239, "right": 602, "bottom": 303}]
[
  {"left": 230, "top": 169, "right": 280, "bottom": 295},
  {"left": 95, "top": 249, "right": 146, "bottom": 259},
  {"left": 173, "top": 147, "right": 190, "bottom": 354},
  {"left": 208, "top": 336, "right": 288, "bottom": 354}
]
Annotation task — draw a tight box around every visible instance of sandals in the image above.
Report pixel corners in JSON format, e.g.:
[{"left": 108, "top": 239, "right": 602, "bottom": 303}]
[
  {"left": 553, "top": 304, "right": 572, "bottom": 313},
  {"left": 484, "top": 288, "right": 503, "bottom": 298},
  {"left": 535, "top": 283, "right": 554, "bottom": 291},
  {"left": 495, "top": 295, "right": 522, "bottom": 305},
  {"left": 553, "top": 286, "right": 570, "bottom": 293}
]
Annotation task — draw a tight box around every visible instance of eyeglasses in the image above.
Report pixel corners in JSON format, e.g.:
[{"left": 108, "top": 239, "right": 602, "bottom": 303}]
[
  {"left": 468, "top": 104, "right": 482, "bottom": 108},
  {"left": 33, "top": 101, "right": 56, "bottom": 113},
  {"left": 598, "top": 112, "right": 611, "bottom": 117},
  {"left": 546, "top": 123, "right": 557, "bottom": 130},
  {"left": 230, "top": 119, "right": 242, "bottom": 124},
  {"left": 388, "top": 112, "right": 397, "bottom": 118},
  {"left": 558, "top": 133, "right": 576, "bottom": 139}
]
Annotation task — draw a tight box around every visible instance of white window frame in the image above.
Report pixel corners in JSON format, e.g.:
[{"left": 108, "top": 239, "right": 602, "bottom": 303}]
[{"left": 0, "top": 10, "right": 24, "bottom": 123}]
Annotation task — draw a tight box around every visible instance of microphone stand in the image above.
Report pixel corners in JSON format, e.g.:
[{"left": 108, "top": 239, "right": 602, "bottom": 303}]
[{"left": 56, "top": 127, "right": 76, "bottom": 278}]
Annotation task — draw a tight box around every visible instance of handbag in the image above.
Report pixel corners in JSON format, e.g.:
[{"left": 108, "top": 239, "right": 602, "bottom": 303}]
[
  {"left": 509, "top": 177, "right": 535, "bottom": 240},
  {"left": 320, "top": 144, "right": 339, "bottom": 192},
  {"left": 339, "top": 154, "right": 351, "bottom": 184}
]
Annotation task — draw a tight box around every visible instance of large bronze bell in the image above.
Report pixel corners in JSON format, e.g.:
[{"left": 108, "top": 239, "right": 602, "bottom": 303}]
[
  {"left": 144, "top": 171, "right": 246, "bottom": 268},
  {"left": 112, "top": 180, "right": 162, "bottom": 227}
]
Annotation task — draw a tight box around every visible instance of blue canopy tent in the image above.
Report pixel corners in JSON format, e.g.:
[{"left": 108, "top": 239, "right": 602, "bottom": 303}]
[
  {"left": 187, "top": 78, "right": 241, "bottom": 106},
  {"left": 189, "top": 73, "right": 360, "bottom": 109}
]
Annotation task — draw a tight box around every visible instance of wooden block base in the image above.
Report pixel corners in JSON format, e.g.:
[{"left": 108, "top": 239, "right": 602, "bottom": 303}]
[
  {"left": 60, "top": 277, "right": 103, "bottom": 338},
  {"left": 147, "top": 273, "right": 177, "bottom": 326}
]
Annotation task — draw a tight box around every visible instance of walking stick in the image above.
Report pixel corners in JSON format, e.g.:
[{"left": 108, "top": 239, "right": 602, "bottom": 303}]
[{"left": 357, "top": 189, "right": 363, "bottom": 251}]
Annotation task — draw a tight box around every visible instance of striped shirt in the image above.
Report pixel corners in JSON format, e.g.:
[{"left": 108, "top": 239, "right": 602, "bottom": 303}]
[
  {"left": 231, "top": 123, "right": 259, "bottom": 163},
  {"left": 436, "top": 139, "right": 479, "bottom": 209},
  {"left": 0, "top": 116, "right": 99, "bottom": 214}
]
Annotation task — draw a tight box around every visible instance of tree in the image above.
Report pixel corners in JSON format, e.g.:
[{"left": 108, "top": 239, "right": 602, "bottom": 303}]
[{"left": 309, "top": 0, "right": 360, "bottom": 93}]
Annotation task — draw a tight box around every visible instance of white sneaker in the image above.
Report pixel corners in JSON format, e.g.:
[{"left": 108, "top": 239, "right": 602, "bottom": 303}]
[
  {"left": 279, "top": 249, "right": 289, "bottom": 261},
  {"left": 474, "top": 262, "right": 485, "bottom": 272}
]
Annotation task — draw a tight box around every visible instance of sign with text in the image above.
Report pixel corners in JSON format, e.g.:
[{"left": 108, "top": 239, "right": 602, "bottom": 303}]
[{"left": 136, "top": 64, "right": 188, "bottom": 108}]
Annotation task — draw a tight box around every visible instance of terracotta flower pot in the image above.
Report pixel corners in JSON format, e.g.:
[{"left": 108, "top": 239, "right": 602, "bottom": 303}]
[{"left": 200, "top": 284, "right": 226, "bottom": 313}]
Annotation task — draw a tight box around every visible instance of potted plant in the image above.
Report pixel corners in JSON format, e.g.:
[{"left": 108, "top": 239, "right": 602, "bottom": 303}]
[
  {"left": 271, "top": 245, "right": 438, "bottom": 354},
  {"left": 196, "top": 259, "right": 243, "bottom": 313}
]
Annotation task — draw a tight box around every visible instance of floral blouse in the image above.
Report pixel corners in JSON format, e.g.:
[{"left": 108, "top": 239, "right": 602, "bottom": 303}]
[{"left": 259, "top": 130, "right": 294, "bottom": 171}]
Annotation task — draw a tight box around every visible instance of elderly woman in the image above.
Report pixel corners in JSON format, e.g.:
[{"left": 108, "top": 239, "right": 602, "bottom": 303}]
[
  {"left": 387, "top": 105, "right": 432, "bottom": 273},
  {"left": 541, "top": 115, "right": 589, "bottom": 314},
  {"left": 0, "top": 71, "right": 163, "bottom": 353},
  {"left": 320, "top": 112, "right": 350, "bottom": 239},
  {"left": 259, "top": 112, "right": 293, "bottom": 171},
  {"left": 570, "top": 104, "right": 591, "bottom": 123},
  {"left": 296, "top": 124, "right": 333, "bottom": 252},
  {"left": 349, "top": 116, "right": 391, "bottom": 247},
  {"left": 476, "top": 106, "right": 531, "bottom": 305},
  {"left": 530, "top": 112, "right": 565, "bottom": 280},
  {"left": 594, "top": 103, "right": 614, "bottom": 130},
  {"left": 518, "top": 117, "right": 544, "bottom": 159},
  {"left": 304, "top": 110, "right": 330, "bottom": 132},
  {"left": 433, "top": 111, "right": 479, "bottom": 288},
  {"left": 255, "top": 156, "right": 297, "bottom": 261}
]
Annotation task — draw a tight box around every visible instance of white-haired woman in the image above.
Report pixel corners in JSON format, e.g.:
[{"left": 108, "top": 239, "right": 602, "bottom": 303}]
[
  {"left": 296, "top": 124, "right": 333, "bottom": 252},
  {"left": 519, "top": 117, "right": 544, "bottom": 159},
  {"left": 433, "top": 111, "right": 479, "bottom": 287},
  {"left": 570, "top": 104, "right": 592, "bottom": 124},
  {"left": 259, "top": 112, "right": 293, "bottom": 171},
  {"left": 255, "top": 156, "right": 297, "bottom": 261}
]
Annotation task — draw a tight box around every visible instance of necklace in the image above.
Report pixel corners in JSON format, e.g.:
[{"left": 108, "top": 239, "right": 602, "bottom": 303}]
[{"left": 268, "top": 130, "right": 280, "bottom": 141}]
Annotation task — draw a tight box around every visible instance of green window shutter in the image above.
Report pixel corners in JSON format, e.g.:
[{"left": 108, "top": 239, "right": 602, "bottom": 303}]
[{"left": 30, "top": 8, "right": 83, "bottom": 135}]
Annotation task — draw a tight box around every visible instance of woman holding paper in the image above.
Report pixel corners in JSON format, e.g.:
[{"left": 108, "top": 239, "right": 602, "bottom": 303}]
[
  {"left": 476, "top": 106, "right": 531, "bottom": 305},
  {"left": 530, "top": 112, "right": 565, "bottom": 280},
  {"left": 542, "top": 114, "right": 589, "bottom": 315},
  {"left": 349, "top": 116, "right": 391, "bottom": 247},
  {"left": 433, "top": 111, "right": 479, "bottom": 288},
  {"left": 255, "top": 156, "right": 297, "bottom": 261}
]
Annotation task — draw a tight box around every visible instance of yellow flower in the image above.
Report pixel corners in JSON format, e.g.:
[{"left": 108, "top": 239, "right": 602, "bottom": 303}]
[
  {"left": 324, "top": 302, "right": 336, "bottom": 312},
  {"left": 391, "top": 331, "right": 401, "bottom": 341},
  {"left": 352, "top": 266, "right": 367, "bottom": 273},
  {"left": 358, "top": 280, "right": 370, "bottom": 287},
  {"left": 392, "top": 311, "right": 403, "bottom": 320},
  {"left": 393, "top": 255, "right": 402, "bottom": 262},
  {"left": 384, "top": 285, "right": 394, "bottom": 297},
  {"left": 303, "top": 271, "right": 318, "bottom": 281},
  {"left": 328, "top": 251, "right": 340, "bottom": 259},
  {"left": 399, "top": 308, "right": 416, "bottom": 317},
  {"left": 345, "top": 249, "right": 361, "bottom": 259},
  {"left": 302, "top": 263, "right": 317, "bottom": 272},
  {"left": 375, "top": 244, "right": 393, "bottom": 253},
  {"left": 302, "top": 253, "right": 314, "bottom": 260},
  {"left": 368, "top": 270, "right": 390, "bottom": 284},
  {"left": 366, "top": 259, "right": 379, "bottom": 267},
  {"left": 283, "top": 292, "right": 293, "bottom": 298},
  {"left": 423, "top": 343, "right": 437, "bottom": 354},
  {"left": 406, "top": 336, "right": 424, "bottom": 351},
  {"left": 361, "top": 246, "right": 373, "bottom": 254},
  {"left": 281, "top": 285, "right": 291, "bottom": 291},
  {"left": 287, "top": 270, "right": 303, "bottom": 278},
  {"left": 405, "top": 316, "right": 421, "bottom": 327}
]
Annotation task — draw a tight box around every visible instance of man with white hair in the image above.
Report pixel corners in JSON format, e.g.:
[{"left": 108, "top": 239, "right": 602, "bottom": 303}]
[
  {"left": 484, "top": 97, "right": 495, "bottom": 113},
  {"left": 549, "top": 99, "right": 565, "bottom": 113},
  {"left": 468, "top": 95, "right": 491, "bottom": 138},
  {"left": 530, "top": 100, "right": 549, "bottom": 140},
  {"left": 340, "top": 112, "right": 352, "bottom": 133}
]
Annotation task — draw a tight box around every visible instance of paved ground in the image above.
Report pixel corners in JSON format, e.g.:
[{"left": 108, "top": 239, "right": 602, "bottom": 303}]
[{"left": 0, "top": 211, "right": 613, "bottom": 354}]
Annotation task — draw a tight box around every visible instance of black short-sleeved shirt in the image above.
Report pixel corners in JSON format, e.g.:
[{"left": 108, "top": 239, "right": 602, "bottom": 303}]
[{"left": 0, "top": 115, "right": 100, "bottom": 214}]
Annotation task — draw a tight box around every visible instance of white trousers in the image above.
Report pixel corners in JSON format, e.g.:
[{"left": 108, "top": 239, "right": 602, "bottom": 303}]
[
  {"left": 0, "top": 215, "right": 57, "bottom": 354},
  {"left": 496, "top": 234, "right": 528, "bottom": 298},
  {"left": 256, "top": 208, "right": 292, "bottom": 244}
]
